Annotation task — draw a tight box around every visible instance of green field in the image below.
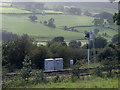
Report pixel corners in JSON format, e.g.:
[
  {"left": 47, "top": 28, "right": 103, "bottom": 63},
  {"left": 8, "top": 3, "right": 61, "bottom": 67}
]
[
  {"left": 42, "top": 10, "right": 63, "bottom": 14},
  {"left": 0, "top": 3, "right": 11, "bottom": 7},
  {"left": 1, "top": 7, "right": 32, "bottom": 13},
  {"left": 1, "top": 5, "right": 118, "bottom": 42},
  {"left": 1, "top": 15, "right": 94, "bottom": 41}
]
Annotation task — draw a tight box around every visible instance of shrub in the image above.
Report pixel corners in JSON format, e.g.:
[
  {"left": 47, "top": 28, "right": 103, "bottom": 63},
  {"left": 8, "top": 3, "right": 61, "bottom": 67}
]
[
  {"left": 93, "top": 67, "right": 102, "bottom": 77},
  {"left": 32, "top": 70, "right": 47, "bottom": 84},
  {"left": 52, "top": 75, "right": 64, "bottom": 83},
  {"left": 21, "top": 56, "right": 32, "bottom": 81},
  {"left": 28, "top": 15, "right": 37, "bottom": 22}
]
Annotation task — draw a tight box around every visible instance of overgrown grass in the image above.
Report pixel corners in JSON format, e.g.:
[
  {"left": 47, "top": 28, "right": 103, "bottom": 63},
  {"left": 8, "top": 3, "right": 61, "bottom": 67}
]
[
  {"left": 3, "top": 75, "right": 118, "bottom": 88},
  {"left": 34, "top": 76, "right": 118, "bottom": 88}
]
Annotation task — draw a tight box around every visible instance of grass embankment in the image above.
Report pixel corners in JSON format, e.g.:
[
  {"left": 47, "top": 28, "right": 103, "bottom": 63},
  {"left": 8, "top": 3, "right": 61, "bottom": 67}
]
[
  {"left": 33, "top": 76, "right": 118, "bottom": 88},
  {"left": 3, "top": 76, "right": 118, "bottom": 88}
]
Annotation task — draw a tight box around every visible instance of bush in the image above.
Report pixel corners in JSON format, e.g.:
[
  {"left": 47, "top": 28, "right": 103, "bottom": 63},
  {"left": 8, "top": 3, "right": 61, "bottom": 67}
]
[
  {"left": 52, "top": 75, "right": 61, "bottom": 83},
  {"left": 21, "top": 56, "right": 32, "bottom": 81},
  {"left": 93, "top": 67, "right": 102, "bottom": 77},
  {"left": 28, "top": 15, "right": 37, "bottom": 22},
  {"left": 32, "top": 70, "right": 47, "bottom": 84}
]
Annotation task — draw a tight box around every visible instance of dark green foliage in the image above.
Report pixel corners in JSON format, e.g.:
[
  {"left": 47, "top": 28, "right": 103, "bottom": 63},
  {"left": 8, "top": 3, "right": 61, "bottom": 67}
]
[
  {"left": 53, "top": 75, "right": 61, "bottom": 83},
  {"left": 88, "top": 37, "right": 107, "bottom": 49},
  {"left": 69, "top": 7, "right": 81, "bottom": 15},
  {"left": 93, "top": 67, "right": 102, "bottom": 77},
  {"left": 112, "top": 34, "right": 118, "bottom": 43},
  {"left": 47, "top": 18, "right": 56, "bottom": 28},
  {"left": 30, "top": 45, "right": 52, "bottom": 69},
  {"left": 84, "top": 10, "right": 92, "bottom": 17},
  {"left": 98, "top": 47, "right": 116, "bottom": 61},
  {"left": 94, "top": 37, "right": 107, "bottom": 48},
  {"left": 69, "top": 40, "right": 81, "bottom": 48},
  {"left": 33, "top": 70, "right": 47, "bottom": 84},
  {"left": 52, "top": 36, "right": 64, "bottom": 42},
  {"left": 63, "top": 26, "right": 68, "bottom": 30},
  {"left": 2, "top": 30, "right": 19, "bottom": 41},
  {"left": 94, "top": 29, "right": 99, "bottom": 35},
  {"left": 94, "top": 12, "right": 113, "bottom": 20},
  {"left": 71, "top": 68, "right": 80, "bottom": 80},
  {"left": 92, "top": 18, "right": 104, "bottom": 26},
  {"left": 21, "top": 55, "right": 32, "bottom": 81},
  {"left": 2, "top": 34, "right": 34, "bottom": 70},
  {"left": 43, "top": 21, "right": 47, "bottom": 25},
  {"left": 113, "top": 11, "right": 120, "bottom": 25},
  {"left": 29, "top": 15, "right": 38, "bottom": 22}
]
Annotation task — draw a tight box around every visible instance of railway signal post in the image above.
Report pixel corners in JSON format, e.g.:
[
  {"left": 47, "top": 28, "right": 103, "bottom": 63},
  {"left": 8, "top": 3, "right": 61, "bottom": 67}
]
[{"left": 85, "top": 32, "right": 90, "bottom": 68}]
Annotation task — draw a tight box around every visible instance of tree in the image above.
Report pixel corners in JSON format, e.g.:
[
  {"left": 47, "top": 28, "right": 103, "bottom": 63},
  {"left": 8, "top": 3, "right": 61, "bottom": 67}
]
[
  {"left": 69, "top": 7, "right": 81, "bottom": 15},
  {"left": 2, "top": 34, "right": 34, "bottom": 69},
  {"left": 94, "top": 28, "right": 99, "bottom": 35},
  {"left": 47, "top": 18, "right": 56, "bottom": 28},
  {"left": 112, "top": 34, "right": 118, "bottom": 43},
  {"left": 89, "top": 37, "right": 107, "bottom": 48},
  {"left": 21, "top": 55, "right": 32, "bottom": 81},
  {"left": 92, "top": 18, "right": 104, "bottom": 26},
  {"left": 84, "top": 10, "right": 92, "bottom": 17},
  {"left": 98, "top": 47, "right": 116, "bottom": 61},
  {"left": 63, "top": 26, "right": 68, "bottom": 30},
  {"left": 94, "top": 12, "right": 113, "bottom": 20},
  {"left": 113, "top": 1, "right": 120, "bottom": 44},
  {"left": 107, "top": 19, "right": 114, "bottom": 25},
  {"left": 52, "top": 36, "right": 64, "bottom": 42},
  {"left": 2, "top": 30, "right": 19, "bottom": 41},
  {"left": 30, "top": 46, "right": 52, "bottom": 69},
  {"left": 28, "top": 15, "right": 38, "bottom": 22},
  {"left": 43, "top": 21, "right": 47, "bottom": 25},
  {"left": 69, "top": 40, "right": 81, "bottom": 48}
]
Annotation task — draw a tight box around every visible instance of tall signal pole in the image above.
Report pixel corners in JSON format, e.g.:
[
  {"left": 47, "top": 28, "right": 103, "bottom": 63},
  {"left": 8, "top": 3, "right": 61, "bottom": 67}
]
[
  {"left": 92, "top": 32, "right": 97, "bottom": 68},
  {"left": 87, "top": 39, "right": 90, "bottom": 68},
  {"left": 85, "top": 32, "right": 90, "bottom": 68}
]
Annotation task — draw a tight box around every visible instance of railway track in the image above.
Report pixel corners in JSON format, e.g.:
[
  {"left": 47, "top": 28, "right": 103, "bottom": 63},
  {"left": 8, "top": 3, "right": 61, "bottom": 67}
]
[
  {"left": 44, "top": 65, "right": 120, "bottom": 75},
  {"left": 4, "top": 65, "right": 120, "bottom": 77}
]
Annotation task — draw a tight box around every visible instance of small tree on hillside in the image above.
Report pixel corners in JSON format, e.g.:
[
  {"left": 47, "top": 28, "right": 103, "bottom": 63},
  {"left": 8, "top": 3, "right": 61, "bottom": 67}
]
[
  {"left": 47, "top": 18, "right": 56, "bottom": 28},
  {"left": 29, "top": 15, "right": 38, "bottom": 22},
  {"left": 21, "top": 55, "right": 32, "bottom": 81}
]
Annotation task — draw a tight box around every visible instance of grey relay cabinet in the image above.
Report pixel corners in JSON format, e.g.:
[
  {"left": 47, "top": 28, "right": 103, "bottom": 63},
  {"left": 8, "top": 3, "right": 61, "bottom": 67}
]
[{"left": 44, "top": 58, "right": 63, "bottom": 71}]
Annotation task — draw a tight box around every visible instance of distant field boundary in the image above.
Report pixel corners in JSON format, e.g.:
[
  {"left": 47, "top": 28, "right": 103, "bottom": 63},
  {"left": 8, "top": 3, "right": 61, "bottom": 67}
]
[
  {"left": 69, "top": 25, "right": 117, "bottom": 31},
  {"left": 0, "top": 13, "right": 63, "bottom": 15}
]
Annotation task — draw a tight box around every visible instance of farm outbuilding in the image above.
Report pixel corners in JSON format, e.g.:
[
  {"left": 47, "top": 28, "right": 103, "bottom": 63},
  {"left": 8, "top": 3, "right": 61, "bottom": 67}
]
[{"left": 44, "top": 58, "right": 63, "bottom": 71}]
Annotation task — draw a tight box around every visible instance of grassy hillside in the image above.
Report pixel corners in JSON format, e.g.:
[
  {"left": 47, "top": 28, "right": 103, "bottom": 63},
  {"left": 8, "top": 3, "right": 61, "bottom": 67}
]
[
  {"left": 0, "top": 3, "right": 11, "bottom": 7},
  {"left": 1, "top": 14, "right": 117, "bottom": 42},
  {"left": 1, "top": 7, "right": 32, "bottom": 13},
  {"left": 1, "top": 15, "right": 86, "bottom": 41},
  {"left": 36, "top": 15, "right": 94, "bottom": 27}
]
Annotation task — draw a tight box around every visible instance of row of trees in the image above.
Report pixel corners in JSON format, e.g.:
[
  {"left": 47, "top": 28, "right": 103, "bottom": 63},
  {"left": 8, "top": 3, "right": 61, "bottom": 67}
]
[
  {"left": 28, "top": 15, "right": 56, "bottom": 28},
  {"left": 93, "top": 12, "right": 114, "bottom": 26},
  {"left": 2, "top": 31, "right": 119, "bottom": 72}
]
